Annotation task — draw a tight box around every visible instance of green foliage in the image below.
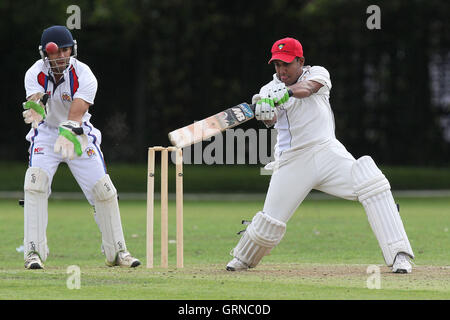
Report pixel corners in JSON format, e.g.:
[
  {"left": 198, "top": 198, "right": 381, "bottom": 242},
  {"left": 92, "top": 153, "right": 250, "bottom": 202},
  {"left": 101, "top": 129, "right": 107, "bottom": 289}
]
[
  {"left": 2, "top": 0, "right": 449, "bottom": 164},
  {"left": 1, "top": 161, "right": 450, "bottom": 193}
]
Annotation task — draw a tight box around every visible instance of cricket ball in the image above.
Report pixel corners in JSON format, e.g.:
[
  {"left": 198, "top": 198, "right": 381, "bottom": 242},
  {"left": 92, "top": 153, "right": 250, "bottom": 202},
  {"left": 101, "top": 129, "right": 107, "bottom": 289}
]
[{"left": 45, "top": 42, "right": 59, "bottom": 54}]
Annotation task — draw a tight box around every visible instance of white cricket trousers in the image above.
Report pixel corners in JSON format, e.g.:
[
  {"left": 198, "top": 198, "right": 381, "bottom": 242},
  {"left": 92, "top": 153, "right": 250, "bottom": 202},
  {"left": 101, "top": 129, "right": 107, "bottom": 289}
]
[
  {"left": 26, "top": 122, "right": 108, "bottom": 204},
  {"left": 263, "top": 139, "right": 358, "bottom": 223}
]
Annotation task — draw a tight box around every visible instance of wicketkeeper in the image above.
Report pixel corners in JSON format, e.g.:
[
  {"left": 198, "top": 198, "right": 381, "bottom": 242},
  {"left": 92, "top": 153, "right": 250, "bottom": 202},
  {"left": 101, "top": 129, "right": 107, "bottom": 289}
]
[
  {"left": 226, "top": 37, "right": 414, "bottom": 273},
  {"left": 22, "top": 25, "right": 140, "bottom": 269}
]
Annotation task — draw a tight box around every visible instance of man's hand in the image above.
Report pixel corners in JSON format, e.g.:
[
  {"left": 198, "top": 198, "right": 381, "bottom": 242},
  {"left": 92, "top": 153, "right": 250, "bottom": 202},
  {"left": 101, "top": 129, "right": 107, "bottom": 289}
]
[
  {"left": 22, "top": 93, "right": 48, "bottom": 128},
  {"left": 254, "top": 82, "right": 292, "bottom": 121},
  {"left": 54, "top": 120, "right": 88, "bottom": 160},
  {"left": 267, "top": 83, "right": 290, "bottom": 106},
  {"left": 255, "top": 96, "right": 276, "bottom": 121},
  {"left": 252, "top": 94, "right": 277, "bottom": 126}
]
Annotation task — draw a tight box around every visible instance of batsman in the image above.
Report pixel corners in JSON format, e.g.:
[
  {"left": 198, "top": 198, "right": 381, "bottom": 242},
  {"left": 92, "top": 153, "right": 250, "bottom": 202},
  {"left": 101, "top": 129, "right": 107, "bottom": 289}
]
[
  {"left": 227, "top": 37, "right": 414, "bottom": 273},
  {"left": 21, "top": 25, "right": 140, "bottom": 269}
]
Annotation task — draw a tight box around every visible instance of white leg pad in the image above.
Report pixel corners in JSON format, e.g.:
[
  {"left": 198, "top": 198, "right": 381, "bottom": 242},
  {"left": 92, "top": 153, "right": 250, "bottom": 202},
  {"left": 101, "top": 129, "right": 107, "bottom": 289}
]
[
  {"left": 232, "top": 212, "right": 286, "bottom": 268},
  {"left": 24, "top": 167, "right": 49, "bottom": 261},
  {"left": 352, "top": 156, "right": 414, "bottom": 266},
  {"left": 92, "top": 174, "right": 127, "bottom": 263}
]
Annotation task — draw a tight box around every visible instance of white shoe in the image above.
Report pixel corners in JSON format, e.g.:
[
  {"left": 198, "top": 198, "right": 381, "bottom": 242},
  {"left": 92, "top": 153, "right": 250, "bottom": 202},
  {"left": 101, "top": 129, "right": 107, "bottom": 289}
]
[
  {"left": 226, "top": 257, "right": 248, "bottom": 271},
  {"left": 24, "top": 252, "right": 44, "bottom": 269},
  {"left": 392, "top": 253, "right": 412, "bottom": 273},
  {"left": 106, "top": 251, "right": 141, "bottom": 268}
]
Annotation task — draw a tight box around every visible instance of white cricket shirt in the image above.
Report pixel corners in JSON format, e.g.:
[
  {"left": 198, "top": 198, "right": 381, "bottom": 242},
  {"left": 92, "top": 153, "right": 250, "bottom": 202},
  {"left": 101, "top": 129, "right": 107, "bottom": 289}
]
[
  {"left": 260, "top": 65, "right": 335, "bottom": 159},
  {"left": 24, "top": 57, "right": 98, "bottom": 128}
]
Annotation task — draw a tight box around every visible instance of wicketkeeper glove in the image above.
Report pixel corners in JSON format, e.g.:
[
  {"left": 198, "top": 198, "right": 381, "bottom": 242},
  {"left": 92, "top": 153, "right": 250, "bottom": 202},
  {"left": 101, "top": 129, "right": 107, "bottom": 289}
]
[
  {"left": 54, "top": 120, "right": 88, "bottom": 160},
  {"left": 22, "top": 93, "right": 49, "bottom": 128}
]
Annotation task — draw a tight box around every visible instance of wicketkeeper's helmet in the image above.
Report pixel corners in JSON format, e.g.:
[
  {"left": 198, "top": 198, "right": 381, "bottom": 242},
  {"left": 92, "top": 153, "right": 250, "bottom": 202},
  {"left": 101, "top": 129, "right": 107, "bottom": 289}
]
[{"left": 39, "top": 25, "right": 78, "bottom": 74}]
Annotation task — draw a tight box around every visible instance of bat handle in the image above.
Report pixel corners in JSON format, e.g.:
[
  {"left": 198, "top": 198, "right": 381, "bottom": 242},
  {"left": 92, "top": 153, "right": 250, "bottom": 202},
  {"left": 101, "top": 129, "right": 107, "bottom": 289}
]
[
  {"left": 249, "top": 89, "right": 294, "bottom": 112},
  {"left": 40, "top": 93, "right": 49, "bottom": 106},
  {"left": 72, "top": 127, "right": 84, "bottom": 135}
]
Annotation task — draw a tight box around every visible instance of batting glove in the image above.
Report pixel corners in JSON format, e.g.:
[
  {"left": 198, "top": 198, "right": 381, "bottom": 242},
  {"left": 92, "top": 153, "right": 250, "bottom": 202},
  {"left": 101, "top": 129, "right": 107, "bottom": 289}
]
[
  {"left": 255, "top": 97, "right": 276, "bottom": 121},
  {"left": 268, "top": 83, "right": 290, "bottom": 106},
  {"left": 22, "top": 93, "right": 48, "bottom": 128},
  {"left": 54, "top": 120, "right": 88, "bottom": 160}
]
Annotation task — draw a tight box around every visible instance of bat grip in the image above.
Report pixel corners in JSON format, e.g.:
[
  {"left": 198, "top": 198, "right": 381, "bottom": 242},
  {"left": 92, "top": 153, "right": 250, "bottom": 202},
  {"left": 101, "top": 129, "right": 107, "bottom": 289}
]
[
  {"left": 72, "top": 127, "right": 84, "bottom": 135},
  {"left": 40, "top": 93, "right": 49, "bottom": 106},
  {"left": 249, "top": 89, "right": 294, "bottom": 111}
]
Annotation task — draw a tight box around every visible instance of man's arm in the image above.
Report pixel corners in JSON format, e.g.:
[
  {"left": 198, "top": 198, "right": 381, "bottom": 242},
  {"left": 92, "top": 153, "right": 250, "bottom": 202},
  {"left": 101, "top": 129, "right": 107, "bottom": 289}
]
[
  {"left": 263, "top": 80, "right": 324, "bottom": 110},
  {"left": 53, "top": 98, "right": 90, "bottom": 160},
  {"left": 68, "top": 98, "right": 90, "bottom": 123},
  {"left": 288, "top": 80, "right": 323, "bottom": 99}
]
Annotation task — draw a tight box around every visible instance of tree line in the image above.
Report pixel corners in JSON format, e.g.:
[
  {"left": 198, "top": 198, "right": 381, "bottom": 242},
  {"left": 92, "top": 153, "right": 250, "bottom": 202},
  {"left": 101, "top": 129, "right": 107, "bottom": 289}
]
[{"left": 1, "top": 0, "right": 448, "bottom": 165}]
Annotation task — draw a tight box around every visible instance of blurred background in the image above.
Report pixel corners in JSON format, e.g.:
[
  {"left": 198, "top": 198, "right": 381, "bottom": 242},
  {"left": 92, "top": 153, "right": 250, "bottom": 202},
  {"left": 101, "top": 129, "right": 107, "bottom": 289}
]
[{"left": 0, "top": 0, "right": 449, "bottom": 193}]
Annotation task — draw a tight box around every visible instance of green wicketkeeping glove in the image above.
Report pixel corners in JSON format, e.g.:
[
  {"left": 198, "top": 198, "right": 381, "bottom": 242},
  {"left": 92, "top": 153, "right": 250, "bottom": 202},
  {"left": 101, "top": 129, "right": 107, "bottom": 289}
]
[
  {"left": 22, "top": 94, "right": 48, "bottom": 128},
  {"left": 54, "top": 120, "right": 88, "bottom": 160}
]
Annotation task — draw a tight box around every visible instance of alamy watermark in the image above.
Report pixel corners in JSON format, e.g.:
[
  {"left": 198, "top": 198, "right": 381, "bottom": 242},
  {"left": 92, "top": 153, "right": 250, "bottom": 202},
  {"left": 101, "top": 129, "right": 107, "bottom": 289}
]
[
  {"left": 366, "top": 5, "right": 381, "bottom": 30},
  {"left": 366, "top": 265, "right": 381, "bottom": 289},
  {"left": 66, "top": 265, "right": 81, "bottom": 289},
  {"left": 67, "top": 5, "right": 81, "bottom": 30},
  {"left": 170, "top": 128, "right": 278, "bottom": 174}
]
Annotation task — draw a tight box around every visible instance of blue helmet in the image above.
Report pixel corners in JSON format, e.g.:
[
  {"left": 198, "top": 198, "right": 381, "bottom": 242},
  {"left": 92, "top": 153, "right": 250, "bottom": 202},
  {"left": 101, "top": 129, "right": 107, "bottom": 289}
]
[
  {"left": 41, "top": 25, "right": 74, "bottom": 49},
  {"left": 39, "top": 25, "right": 77, "bottom": 74}
]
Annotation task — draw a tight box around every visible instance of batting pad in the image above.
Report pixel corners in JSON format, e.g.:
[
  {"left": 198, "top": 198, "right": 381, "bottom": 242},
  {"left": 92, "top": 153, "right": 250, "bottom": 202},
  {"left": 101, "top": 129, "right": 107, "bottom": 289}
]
[
  {"left": 232, "top": 212, "right": 286, "bottom": 268},
  {"left": 24, "top": 167, "right": 49, "bottom": 261},
  {"left": 352, "top": 156, "right": 414, "bottom": 266},
  {"left": 92, "top": 174, "right": 126, "bottom": 263}
]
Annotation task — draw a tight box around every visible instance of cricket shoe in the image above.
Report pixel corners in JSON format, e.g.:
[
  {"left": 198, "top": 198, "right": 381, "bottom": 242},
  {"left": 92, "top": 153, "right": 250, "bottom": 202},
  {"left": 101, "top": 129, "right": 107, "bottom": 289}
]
[
  {"left": 392, "top": 252, "right": 412, "bottom": 273},
  {"left": 106, "top": 251, "right": 141, "bottom": 268},
  {"left": 24, "top": 252, "right": 44, "bottom": 270},
  {"left": 226, "top": 257, "right": 249, "bottom": 271}
]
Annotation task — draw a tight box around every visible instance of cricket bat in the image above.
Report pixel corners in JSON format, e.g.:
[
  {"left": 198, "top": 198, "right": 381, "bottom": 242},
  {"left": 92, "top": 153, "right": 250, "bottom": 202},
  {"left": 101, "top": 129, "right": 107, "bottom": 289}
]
[{"left": 168, "top": 90, "right": 293, "bottom": 148}]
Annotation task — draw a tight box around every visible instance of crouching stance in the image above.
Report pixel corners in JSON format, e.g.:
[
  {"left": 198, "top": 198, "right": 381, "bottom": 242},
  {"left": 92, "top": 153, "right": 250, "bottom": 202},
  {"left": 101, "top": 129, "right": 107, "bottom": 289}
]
[
  {"left": 22, "top": 26, "right": 140, "bottom": 269},
  {"left": 92, "top": 175, "right": 140, "bottom": 268},
  {"left": 227, "top": 37, "right": 414, "bottom": 273},
  {"left": 24, "top": 171, "right": 140, "bottom": 269}
]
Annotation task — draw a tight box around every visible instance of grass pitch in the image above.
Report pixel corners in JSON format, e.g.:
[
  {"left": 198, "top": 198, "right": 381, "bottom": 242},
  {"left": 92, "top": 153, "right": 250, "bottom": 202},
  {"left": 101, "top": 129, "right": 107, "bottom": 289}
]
[{"left": 0, "top": 197, "right": 449, "bottom": 300}]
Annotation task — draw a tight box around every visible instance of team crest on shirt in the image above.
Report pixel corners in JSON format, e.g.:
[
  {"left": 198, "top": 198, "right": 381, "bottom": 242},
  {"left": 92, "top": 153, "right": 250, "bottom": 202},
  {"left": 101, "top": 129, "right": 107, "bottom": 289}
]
[
  {"left": 85, "top": 147, "right": 96, "bottom": 158},
  {"left": 62, "top": 92, "right": 72, "bottom": 102}
]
